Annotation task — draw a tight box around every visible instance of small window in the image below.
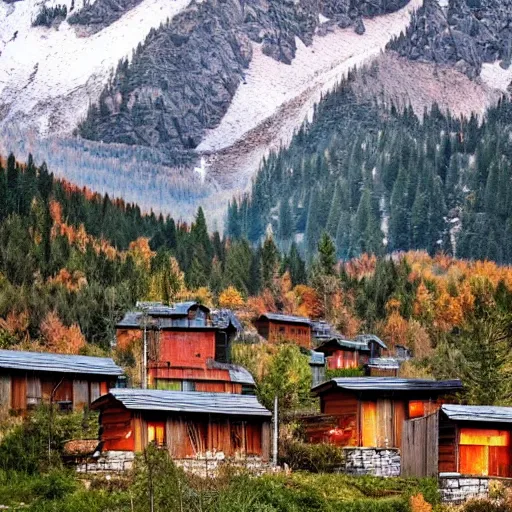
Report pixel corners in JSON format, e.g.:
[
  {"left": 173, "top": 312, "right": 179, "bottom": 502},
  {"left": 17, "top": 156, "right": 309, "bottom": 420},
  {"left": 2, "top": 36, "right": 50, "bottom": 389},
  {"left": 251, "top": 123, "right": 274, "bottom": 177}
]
[
  {"left": 148, "top": 422, "right": 166, "bottom": 446},
  {"left": 408, "top": 401, "right": 425, "bottom": 418},
  {"left": 279, "top": 327, "right": 285, "bottom": 334}
]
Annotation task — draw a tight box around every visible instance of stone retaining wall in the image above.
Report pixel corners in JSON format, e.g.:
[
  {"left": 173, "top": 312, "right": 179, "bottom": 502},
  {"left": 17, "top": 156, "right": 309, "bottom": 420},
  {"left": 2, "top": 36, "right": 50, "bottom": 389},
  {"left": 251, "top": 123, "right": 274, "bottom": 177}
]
[
  {"left": 342, "top": 447, "right": 400, "bottom": 477},
  {"left": 76, "top": 451, "right": 135, "bottom": 473},
  {"left": 175, "top": 456, "right": 273, "bottom": 478},
  {"left": 439, "top": 474, "right": 489, "bottom": 504},
  {"left": 75, "top": 451, "right": 272, "bottom": 477}
]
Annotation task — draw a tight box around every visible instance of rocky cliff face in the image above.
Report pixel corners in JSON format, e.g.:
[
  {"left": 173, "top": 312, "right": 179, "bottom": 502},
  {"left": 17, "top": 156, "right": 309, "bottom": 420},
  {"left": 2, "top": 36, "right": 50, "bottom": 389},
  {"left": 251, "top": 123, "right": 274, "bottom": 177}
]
[
  {"left": 389, "top": 0, "right": 512, "bottom": 78},
  {"left": 77, "top": 0, "right": 411, "bottom": 156}
]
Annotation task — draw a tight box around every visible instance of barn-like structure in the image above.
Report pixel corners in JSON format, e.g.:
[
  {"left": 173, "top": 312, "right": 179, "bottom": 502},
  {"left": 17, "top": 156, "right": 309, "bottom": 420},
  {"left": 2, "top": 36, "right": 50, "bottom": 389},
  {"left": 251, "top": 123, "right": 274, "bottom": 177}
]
[
  {"left": 0, "top": 350, "right": 123, "bottom": 416},
  {"left": 402, "top": 404, "right": 512, "bottom": 478},
  {"left": 305, "top": 378, "right": 463, "bottom": 448},
  {"left": 254, "top": 313, "right": 312, "bottom": 348},
  {"left": 91, "top": 389, "right": 272, "bottom": 460},
  {"left": 116, "top": 302, "right": 253, "bottom": 393}
]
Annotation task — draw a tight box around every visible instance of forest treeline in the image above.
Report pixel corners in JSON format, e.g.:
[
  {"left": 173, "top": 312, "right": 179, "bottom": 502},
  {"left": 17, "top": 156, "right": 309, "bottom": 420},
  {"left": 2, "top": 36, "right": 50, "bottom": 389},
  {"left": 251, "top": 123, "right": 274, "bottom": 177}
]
[
  {"left": 3, "top": 152, "right": 512, "bottom": 404},
  {"left": 227, "top": 76, "right": 512, "bottom": 264}
]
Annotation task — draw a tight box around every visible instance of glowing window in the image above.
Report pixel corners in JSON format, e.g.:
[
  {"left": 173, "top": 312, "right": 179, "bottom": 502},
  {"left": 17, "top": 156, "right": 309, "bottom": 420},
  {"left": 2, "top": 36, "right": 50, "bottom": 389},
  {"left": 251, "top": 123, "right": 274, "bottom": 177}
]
[
  {"left": 408, "top": 401, "right": 425, "bottom": 418},
  {"left": 148, "top": 422, "right": 166, "bottom": 446},
  {"left": 460, "top": 429, "right": 510, "bottom": 447}
]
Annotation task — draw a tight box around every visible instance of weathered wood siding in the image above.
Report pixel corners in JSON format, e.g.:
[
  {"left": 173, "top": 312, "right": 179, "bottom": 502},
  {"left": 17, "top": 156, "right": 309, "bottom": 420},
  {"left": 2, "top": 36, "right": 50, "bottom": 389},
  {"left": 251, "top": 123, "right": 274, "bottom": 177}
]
[
  {"left": 0, "top": 372, "right": 112, "bottom": 417},
  {"left": 401, "top": 412, "right": 439, "bottom": 477},
  {"left": 438, "top": 413, "right": 457, "bottom": 473},
  {"left": 326, "top": 350, "right": 359, "bottom": 370},
  {"left": 162, "top": 415, "right": 269, "bottom": 459},
  {"left": 0, "top": 375, "right": 11, "bottom": 416},
  {"left": 158, "top": 331, "right": 216, "bottom": 369},
  {"left": 100, "top": 405, "right": 135, "bottom": 451},
  {"left": 255, "top": 320, "right": 311, "bottom": 348}
]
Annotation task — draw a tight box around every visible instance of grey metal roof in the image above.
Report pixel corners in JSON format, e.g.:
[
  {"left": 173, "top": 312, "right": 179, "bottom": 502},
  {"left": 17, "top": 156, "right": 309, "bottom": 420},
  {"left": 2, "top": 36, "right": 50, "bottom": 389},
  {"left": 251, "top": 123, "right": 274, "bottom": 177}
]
[
  {"left": 365, "top": 358, "right": 400, "bottom": 369},
  {"left": 441, "top": 404, "right": 512, "bottom": 424},
  {"left": 116, "top": 311, "right": 143, "bottom": 328},
  {"left": 116, "top": 302, "right": 210, "bottom": 328},
  {"left": 211, "top": 309, "right": 243, "bottom": 332},
  {"left": 0, "top": 349, "right": 123, "bottom": 376},
  {"left": 315, "top": 338, "right": 368, "bottom": 352},
  {"left": 259, "top": 313, "right": 311, "bottom": 325},
  {"left": 207, "top": 359, "right": 255, "bottom": 385},
  {"left": 355, "top": 334, "right": 388, "bottom": 350},
  {"left": 312, "top": 377, "right": 463, "bottom": 394},
  {"left": 98, "top": 389, "right": 271, "bottom": 417},
  {"left": 309, "top": 351, "right": 325, "bottom": 365}
]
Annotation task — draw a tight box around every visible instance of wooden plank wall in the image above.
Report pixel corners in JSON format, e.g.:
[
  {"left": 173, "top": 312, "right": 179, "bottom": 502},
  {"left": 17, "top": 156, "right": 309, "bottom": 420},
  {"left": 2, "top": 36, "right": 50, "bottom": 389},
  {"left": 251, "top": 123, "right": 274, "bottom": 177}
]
[
  {"left": 163, "top": 416, "right": 268, "bottom": 459},
  {"left": 438, "top": 414, "right": 457, "bottom": 472},
  {"left": 100, "top": 406, "right": 134, "bottom": 451},
  {"left": 73, "top": 380, "right": 89, "bottom": 410},
  {"left": 0, "top": 375, "right": 11, "bottom": 416},
  {"left": 401, "top": 412, "right": 439, "bottom": 477}
]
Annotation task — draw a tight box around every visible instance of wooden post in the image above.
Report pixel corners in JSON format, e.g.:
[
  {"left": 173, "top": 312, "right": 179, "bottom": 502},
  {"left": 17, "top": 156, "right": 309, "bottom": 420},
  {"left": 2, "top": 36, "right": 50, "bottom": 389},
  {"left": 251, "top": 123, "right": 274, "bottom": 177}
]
[{"left": 273, "top": 395, "right": 278, "bottom": 466}]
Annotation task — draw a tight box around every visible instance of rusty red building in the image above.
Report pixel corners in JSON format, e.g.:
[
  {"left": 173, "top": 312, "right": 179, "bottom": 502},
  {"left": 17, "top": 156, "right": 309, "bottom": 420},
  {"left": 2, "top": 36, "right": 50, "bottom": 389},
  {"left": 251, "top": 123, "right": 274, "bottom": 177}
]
[
  {"left": 0, "top": 350, "right": 123, "bottom": 417},
  {"left": 91, "top": 389, "right": 271, "bottom": 460},
  {"left": 402, "top": 405, "right": 512, "bottom": 479},
  {"left": 116, "top": 302, "right": 254, "bottom": 393},
  {"left": 315, "top": 335, "right": 388, "bottom": 371},
  {"left": 254, "top": 313, "right": 312, "bottom": 348},
  {"left": 304, "top": 378, "right": 462, "bottom": 449}
]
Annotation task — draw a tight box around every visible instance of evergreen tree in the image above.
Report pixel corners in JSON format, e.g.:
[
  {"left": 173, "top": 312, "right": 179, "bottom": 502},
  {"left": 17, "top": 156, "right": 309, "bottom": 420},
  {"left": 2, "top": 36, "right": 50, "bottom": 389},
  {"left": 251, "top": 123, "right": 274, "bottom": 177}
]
[{"left": 260, "top": 235, "right": 280, "bottom": 291}]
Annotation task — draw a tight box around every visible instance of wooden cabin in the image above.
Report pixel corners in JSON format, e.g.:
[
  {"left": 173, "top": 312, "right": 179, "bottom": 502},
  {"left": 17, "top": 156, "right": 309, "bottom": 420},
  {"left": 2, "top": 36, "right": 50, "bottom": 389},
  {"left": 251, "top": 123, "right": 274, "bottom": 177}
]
[
  {"left": 254, "top": 313, "right": 312, "bottom": 348},
  {"left": 363, "top": 358, "right": 400, "bottom": 377},
  {"left": 116, "top": 303, "right": 252, "bottom": 393},
  {"left": 402, "top": 405, "right": 512, "bottom": 478},
  {"left": 0, "top": 350, "right": 123, "bottom": 417},
  {"left": 306, "top": 378, "right": 463, "bottom": 448},
  {"left": 115, "top": 302, "right": 212, "bottom": 350},
  {"left": 315, "top": 335, "right": 388, "bottom": 370},
  {"left": 91, "top": 389, "right": 271, "bottom": 460}
]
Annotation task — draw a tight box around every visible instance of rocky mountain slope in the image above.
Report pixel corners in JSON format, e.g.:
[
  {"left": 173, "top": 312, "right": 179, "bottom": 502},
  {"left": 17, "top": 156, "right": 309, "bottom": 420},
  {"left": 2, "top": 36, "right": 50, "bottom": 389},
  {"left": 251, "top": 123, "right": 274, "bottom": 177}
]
[{"left": 2, "top": 0, "right": 512, "bottom": 226}]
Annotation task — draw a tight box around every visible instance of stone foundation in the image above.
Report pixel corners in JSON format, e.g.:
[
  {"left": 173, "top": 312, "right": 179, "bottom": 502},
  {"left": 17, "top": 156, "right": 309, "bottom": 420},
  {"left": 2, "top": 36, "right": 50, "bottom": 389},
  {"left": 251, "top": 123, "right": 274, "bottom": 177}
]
[
  {"left": 175, "top": 456, "right": 274, "bottom": 478},
  {"left": 76, "top": 451, "right": 135, "bottom": 473},
  {"left": 439, "top": 474, "right": 489, "bottom": 504},
  {"left": 342, "top": 447, "right": 401, "bottom": 477},
  {"left": 75, "top": 451, "right": 272, "bottom": 477}
]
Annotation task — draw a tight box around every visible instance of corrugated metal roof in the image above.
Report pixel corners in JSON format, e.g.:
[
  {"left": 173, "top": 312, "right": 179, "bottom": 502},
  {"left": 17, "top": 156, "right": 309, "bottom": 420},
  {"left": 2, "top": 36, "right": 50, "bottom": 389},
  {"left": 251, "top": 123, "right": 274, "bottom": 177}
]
[
  {"left": 98, "top": 389, "right": 271, "bottom": 417},
  {"left": 366, "top": 358, "right": 400, "bottom": 369},
  {"left": 207, "top": 359, "right": 255, "bottom": 385},
  {"left": 355, "top": 334, "right": 388, "bottom": 350},
  {"left": 0, "top": 349, "right": 123, "bottom": 376},
  {"left": 211, "top": 310, "right": 243, "bottom": 332},
  {"left": 312, "top": 377, "right": 463, "bottom": 394},
  {"left": 315, "top": 338, "right": 368, "bottom": 352},
  {"left": 441, "top": 404, "right": 512, "bottom": 423},
  {"left": 259, "top": 313, "right": 311, "bottom": 325},
  {"left": 116, "top": 302, "right": 210, "bottom": 327}
]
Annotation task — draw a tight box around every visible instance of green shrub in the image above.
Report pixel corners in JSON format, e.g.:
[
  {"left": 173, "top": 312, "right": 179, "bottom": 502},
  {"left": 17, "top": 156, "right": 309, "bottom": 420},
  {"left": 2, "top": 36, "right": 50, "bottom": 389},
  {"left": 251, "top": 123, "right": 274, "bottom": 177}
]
[
  {"left": 0, "top": 405, "right": 98, "bottom": 473},
  {"left": 32, "top": 470, "right": 76, "bottom": 500},
  {"left": 325, "top": 368, "right": 365, "bottom": 379},
  {"left": 463, "top": 498, "right": 510, "bottom": 512},
  {"left": 280, "top": 439, "right": 344, "bottom": 472}
]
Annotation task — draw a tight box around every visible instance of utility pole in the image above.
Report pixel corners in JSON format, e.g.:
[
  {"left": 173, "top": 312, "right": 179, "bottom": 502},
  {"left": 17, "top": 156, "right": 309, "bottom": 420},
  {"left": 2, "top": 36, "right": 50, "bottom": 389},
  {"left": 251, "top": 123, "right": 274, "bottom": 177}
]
[
  {"left": 142, "top": 307, "right": 148, "bottom": 389},
  {"left": 273, "top": 395, "right": 278, "bottom": 466}
]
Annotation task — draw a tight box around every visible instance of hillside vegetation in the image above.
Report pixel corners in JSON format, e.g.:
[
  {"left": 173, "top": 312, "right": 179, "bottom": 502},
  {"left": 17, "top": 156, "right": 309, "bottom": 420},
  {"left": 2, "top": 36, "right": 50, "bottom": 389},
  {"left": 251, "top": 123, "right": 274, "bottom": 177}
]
[{"left": 227, "top": 79, "right": 512, "bottom": 265}]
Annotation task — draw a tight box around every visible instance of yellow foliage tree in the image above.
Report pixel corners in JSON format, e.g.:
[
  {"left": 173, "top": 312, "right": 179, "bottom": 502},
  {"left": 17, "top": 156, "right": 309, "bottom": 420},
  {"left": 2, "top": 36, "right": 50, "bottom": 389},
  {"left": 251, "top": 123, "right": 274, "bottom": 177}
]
[
  {"left": 40, "top": 311, "right": 86, "bottom": 355},
  {"left": 218, "top": 286, "right": 245, "bottom": 309}
]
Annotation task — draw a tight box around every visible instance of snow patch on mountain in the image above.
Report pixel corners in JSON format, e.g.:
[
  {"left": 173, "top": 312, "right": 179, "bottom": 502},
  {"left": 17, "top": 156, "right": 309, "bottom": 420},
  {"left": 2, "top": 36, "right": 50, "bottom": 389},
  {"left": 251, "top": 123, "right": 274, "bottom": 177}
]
[
  {"left": 480, "top": 61, "right": 512, "bottom": 92},
  {"left": 198, "top": 0, "right": 422, "bottom": 186},
  {"left": 0, "top": 0, "right": 190, "bottom": 135}
]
